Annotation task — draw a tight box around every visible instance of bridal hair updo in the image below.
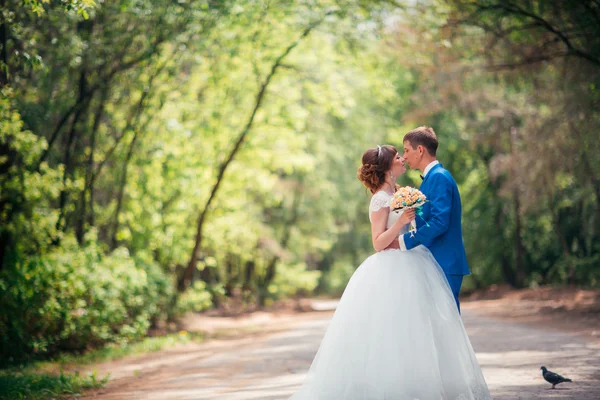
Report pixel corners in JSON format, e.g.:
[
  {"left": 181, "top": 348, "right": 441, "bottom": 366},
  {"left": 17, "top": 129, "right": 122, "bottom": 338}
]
[{"left": 357, "top": 144, "right": 398, "bottom": 194}]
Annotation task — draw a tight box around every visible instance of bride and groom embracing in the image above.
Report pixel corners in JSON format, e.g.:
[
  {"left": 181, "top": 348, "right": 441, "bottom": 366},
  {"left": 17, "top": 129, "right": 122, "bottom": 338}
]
[{"left": 290, "top": 126, "right": 492, "bottom": 399}]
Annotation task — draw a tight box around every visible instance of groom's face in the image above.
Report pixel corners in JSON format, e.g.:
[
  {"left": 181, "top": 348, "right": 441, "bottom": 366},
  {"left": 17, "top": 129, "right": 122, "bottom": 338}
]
[{"left": 402, "top": 140, "right": 420, "bottom": 169}]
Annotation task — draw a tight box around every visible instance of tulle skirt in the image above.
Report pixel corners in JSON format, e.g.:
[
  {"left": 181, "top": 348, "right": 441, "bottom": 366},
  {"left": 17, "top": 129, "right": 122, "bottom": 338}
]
[{"left": 290, "top": 246, "right": 491, "bottom": 400}]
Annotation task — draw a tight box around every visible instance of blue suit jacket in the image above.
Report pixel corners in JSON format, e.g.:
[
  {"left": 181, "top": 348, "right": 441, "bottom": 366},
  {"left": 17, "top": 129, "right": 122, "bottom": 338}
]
[{"left": 401, "top": 163, "right": 470, "bottom": 276}]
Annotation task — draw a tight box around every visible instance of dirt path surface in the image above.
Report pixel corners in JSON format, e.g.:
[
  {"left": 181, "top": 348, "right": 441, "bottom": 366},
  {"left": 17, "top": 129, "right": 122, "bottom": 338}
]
[{"left": 80, "top": 299, "right": 600, "bottom": 400}]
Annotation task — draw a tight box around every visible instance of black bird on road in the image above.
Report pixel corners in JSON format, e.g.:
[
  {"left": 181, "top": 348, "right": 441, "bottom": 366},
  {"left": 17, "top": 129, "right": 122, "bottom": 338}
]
[{"left": 540, "top": 366, "right": 573, "bottom": 389}]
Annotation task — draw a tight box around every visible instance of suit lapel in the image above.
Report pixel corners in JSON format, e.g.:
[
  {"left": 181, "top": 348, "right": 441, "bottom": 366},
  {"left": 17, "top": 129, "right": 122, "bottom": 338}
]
[{"left": 417, "top": 164, "right": 442, "bottom": 227}]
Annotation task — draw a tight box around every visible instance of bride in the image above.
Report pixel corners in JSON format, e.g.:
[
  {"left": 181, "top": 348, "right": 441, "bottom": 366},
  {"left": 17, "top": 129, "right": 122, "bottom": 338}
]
[{"left": 289, "top": 145, "right": 491, "bottom": 400}]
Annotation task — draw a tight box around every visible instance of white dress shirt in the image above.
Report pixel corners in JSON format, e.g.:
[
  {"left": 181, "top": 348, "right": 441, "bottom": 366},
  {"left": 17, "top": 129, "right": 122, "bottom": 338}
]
[
  {"left": 423, "top": 160, "right": 440, "bottom": 178},
  {"left": 399, "top": 160, "right": 439, "bottom": 251}
]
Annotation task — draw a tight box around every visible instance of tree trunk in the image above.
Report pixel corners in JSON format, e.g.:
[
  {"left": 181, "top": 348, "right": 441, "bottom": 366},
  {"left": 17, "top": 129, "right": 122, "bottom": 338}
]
[
  {"left": 510, "top": 127, "right": 525, "bottom": 288},
  {"left": 109, "top": 128, "right": 139, "bottom": 250},
  {"left": 258, "top": 257, "right": 278, "bottom": 307},
  {"left": 0, "top": 0, "right": 8, "bottom": 88},
  {"left": 570, "top": 121, "right": 600, "bottom": 213},
  {"left": 0, "top": 140, "right": 15, "bottom": 272},
  {"left": 257, "top": 179, "right": 304, "bottom": 305},
  {"left": 496, "top": 205, "right": 516, "bottom": 286},
  {"left": 513, "top": 192, "right": 525, "bottom": 287},
  {"left": 315, "top": 252, "right": 333, "bottom": 294},
  {"left": 76, "top": 88, "right": 108, "bottom": 242},
  {"left": 55, "top": 95, "right": 91, "bottom": 235},
  {"left": 550, "top": 207, "right": 576, "bottom": 283},
  {"left": 179, "top": 14, "right": 331, "bottom": 292},
  {"left": 243, "top": 260, "right": 255, "bottom": 291}
]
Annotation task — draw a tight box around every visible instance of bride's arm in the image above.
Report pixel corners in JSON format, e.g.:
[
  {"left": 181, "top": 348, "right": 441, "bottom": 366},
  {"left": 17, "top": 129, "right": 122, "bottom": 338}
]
[{"left": 371, "top": 208, "right": 415, "bottom": 252}]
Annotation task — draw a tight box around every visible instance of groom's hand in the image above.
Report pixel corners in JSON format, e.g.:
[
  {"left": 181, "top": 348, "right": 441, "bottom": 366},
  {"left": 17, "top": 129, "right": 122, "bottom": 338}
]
[{"left": 385, "top": 238, "right": 400, "bottom": 250}]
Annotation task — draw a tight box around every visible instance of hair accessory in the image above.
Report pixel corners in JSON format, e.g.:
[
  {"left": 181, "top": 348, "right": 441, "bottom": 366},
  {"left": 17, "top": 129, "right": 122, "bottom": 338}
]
[{"left": 377, "top": 145, "right": 381, "bottom": 157}]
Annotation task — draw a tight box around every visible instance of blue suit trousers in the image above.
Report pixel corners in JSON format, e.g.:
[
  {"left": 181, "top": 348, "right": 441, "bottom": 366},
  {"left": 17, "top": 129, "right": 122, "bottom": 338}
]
[{"left": 446, "top": 274, "right": 463, "bottom": 313}]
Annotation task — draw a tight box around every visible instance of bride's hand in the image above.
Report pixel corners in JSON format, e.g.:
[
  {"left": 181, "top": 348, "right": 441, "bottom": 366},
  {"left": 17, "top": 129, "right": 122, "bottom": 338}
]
[{"left": 398, "top": 209, "right": 416, "bottom": 226}]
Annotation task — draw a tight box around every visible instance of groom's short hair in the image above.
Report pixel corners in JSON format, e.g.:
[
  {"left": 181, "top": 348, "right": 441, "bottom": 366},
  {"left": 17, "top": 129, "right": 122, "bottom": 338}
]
[{"left": 403, "top": 126, "right": 438, "bottom": 156}]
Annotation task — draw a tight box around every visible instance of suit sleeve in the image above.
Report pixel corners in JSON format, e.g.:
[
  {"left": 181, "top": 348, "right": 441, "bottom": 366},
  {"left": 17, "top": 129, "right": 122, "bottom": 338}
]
[{"left": 401, "top": 173, "right": 453, "bottom": 250}]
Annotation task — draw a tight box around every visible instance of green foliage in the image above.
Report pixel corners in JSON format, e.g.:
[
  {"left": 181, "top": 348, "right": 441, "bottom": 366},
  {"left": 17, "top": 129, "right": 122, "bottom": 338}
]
[
  {"left": 317, "top": 259, "right": 357, "bottom": 296},
  {"left": 23, "top": 0, "right": 95, "bottom": 17},
  {"left": 391, "top": 0, "right": 600, "bottom": 289},
  {"left": 174, "top": 281, "right": 213, "bottom": 314},
  {"left": 1, "top": 0, "right": 599, "bottom": 367},
  {"left": 269, "top": 262, "right": 321, "bottom": 300},
  {"left": 0, "top": 91, "right": 63, "bottom": 258},
  {"left": 0, "top": 369, "right": 107, "bottom": 400},
  {"left": 0, "top": 233, "right": 174, "bottom": 365}
]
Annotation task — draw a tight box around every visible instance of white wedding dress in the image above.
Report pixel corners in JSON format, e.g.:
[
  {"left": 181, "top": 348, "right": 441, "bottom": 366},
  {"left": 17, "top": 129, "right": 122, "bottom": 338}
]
[{"left": 290, "top": 191, "right": 491, "bottom": 400}]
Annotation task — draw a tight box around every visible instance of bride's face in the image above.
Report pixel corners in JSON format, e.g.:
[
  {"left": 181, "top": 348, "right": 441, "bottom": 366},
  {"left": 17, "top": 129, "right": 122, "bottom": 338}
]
[{"left": 391, "top": 152, "right": 406, "bottom": 178}]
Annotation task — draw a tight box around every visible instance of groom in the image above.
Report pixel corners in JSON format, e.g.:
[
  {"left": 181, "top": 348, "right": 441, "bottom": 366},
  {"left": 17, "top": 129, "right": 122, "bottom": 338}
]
[{"left": 398, "top": 126, "right": 470, "bottom": 311}]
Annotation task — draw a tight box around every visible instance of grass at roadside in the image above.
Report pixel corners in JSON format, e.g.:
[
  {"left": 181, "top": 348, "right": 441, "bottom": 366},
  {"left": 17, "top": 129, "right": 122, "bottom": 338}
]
[
  {"left": 0, "top": 330, "right": 205, "bottom": 400},
  {"left": 48, "top": 330, "right": 205, "bottom": 367},
  {"left": 0, "top": 370, "right": 107, "bottom": 400}
]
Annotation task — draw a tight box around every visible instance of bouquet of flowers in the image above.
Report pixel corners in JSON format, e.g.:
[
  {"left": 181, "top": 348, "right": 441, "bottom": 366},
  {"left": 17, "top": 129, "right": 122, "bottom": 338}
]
[
  {"left": 390, "top": 186, "right": 427, "bottom": 211},
  {"left": 390, "top": 186, "right": 429, "bottom": 230}
]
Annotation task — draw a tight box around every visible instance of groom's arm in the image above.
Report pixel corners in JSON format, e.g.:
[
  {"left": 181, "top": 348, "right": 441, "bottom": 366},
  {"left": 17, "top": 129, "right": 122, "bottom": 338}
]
[{"left": 399, "top": 173, "right": 452, "bottom": 251}]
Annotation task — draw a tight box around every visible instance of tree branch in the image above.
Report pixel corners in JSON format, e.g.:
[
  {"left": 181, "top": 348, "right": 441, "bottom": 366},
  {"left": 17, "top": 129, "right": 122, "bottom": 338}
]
[
  {"left": 475, "top": 1, "right": 600, "bottom": 67},
  {"left": 179, "top": 11, "right": 334, "bottom": 291},
  {"left": 109, "top": 61, "right": 167, "bottom": 249}
]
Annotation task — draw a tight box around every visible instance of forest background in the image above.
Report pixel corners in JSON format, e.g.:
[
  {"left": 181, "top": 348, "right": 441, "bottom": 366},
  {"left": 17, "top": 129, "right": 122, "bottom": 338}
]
[{"left": 1, "top": 0, "right": 598, "bottom": 365}]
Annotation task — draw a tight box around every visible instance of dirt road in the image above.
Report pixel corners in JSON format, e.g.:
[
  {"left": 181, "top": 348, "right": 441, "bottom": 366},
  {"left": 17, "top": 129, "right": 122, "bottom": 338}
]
[{"left": 81, "top": 301, "right": 600, "bottom": 400}]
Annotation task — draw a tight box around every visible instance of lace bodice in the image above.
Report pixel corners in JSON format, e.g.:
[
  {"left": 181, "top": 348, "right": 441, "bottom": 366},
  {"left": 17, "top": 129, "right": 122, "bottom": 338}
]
[
  {"left": 369, "top": 191, "right": 409, "bottom": 234},
  {"left": 368, "top": 191, "right": 391, "bottom": 218}
]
